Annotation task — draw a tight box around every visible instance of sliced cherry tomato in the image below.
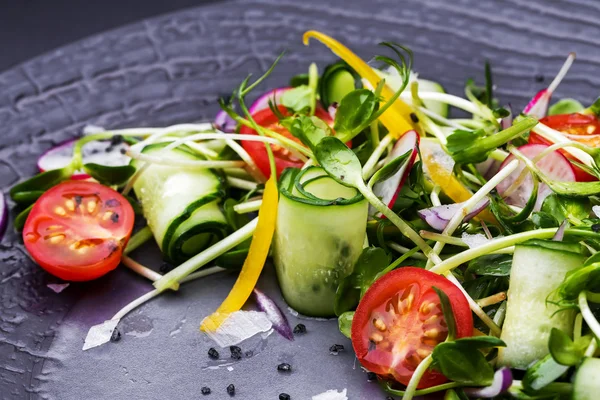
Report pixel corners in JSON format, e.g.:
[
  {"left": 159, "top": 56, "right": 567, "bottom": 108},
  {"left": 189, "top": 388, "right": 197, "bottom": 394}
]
[
  {"left": 23, "top": 181, "right": 135, "bottom": 281},
  {"left": 240, "top": 105, "right": 335, "bottom": 178},
  {"left": 351, "top": 267, "right": 473, "bottom": 389},
  {"left": 530, "top": 113, "right": 600, "bottom": 181}
]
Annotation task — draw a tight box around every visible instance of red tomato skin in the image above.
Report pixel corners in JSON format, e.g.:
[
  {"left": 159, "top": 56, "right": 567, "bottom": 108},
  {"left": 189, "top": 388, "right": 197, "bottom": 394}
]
[
  {"left": 351, "top": 267, "right": 473, "bottom": 389},
  {"left": 240, "top": 105, "right": 337, "bottom": 178},
  {"left": 23, "top": 181, "right": 135, "bottom": 281}
]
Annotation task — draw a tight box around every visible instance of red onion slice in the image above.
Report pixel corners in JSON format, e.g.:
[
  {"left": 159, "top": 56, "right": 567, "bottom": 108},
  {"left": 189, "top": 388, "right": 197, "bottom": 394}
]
[
  {"left": 37, "top": 138, "right": 130, "bottom": 179},
  {"left": 553, "top": 220, "right": 569, "bottom": 241},
  {"left": 253, "top": 288, "right": 293, "bottom": 341},
  {"left": 463, "top": 367, "right": 513, "bottom": 398},
  {"left": 417, "top": 198, "right": 490, "bottom": 231},
  {"left": 214, "top": 110, "right": 237, "bottom": 133},
  {"left": 248, "top": 87, "right": 291, "bottom": 115},
  {"left": 496, "top": 144, "right": 576, "bottom": 211}
]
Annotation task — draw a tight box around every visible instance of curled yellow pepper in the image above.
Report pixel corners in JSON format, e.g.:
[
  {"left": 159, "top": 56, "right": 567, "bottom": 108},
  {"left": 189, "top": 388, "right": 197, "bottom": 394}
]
[
  {"left": 303, "top": 30, "right": 415, "bottom": 138},
  {"left": 200, "top": 176, "right": 278, "bottom": 331}
]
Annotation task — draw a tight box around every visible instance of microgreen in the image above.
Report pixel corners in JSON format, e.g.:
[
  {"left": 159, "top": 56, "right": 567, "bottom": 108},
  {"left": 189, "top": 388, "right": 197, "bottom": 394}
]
[
  {"left": 433, "top": 286, "right": 457, "bottom": 341},
  {"left": 548, "top": 98, "right": 584, "bottom": 116},
  {"left": 337, "top": 311, "right": 354, "bottom": 339},
  {"left": 548, "top": 328, "right": 591, "bottom": 366},
  {"left": 281, "top": 85, "right": 314, "bottom": 114}
]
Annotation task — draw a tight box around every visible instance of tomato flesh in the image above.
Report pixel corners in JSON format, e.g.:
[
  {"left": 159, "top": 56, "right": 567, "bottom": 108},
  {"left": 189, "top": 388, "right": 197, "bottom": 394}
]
[
  {"left": 351, "top": 267, "right": 473, "bottom": 388},
  {"left": 240, "top": 105, "right": 334, "bottom": 178},
  {"left": 23, "top": 181, "right": 135, "bottom": 281},
  {"left": 530, "top": 113, "right": 600, "bottom": 181}
]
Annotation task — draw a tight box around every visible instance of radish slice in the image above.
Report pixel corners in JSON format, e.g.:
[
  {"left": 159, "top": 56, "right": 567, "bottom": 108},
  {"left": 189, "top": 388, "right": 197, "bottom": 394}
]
[
  {"left": 328, "top": 103, "right": 338, "bottom": 120},
  {"left": 248, "top": 87, "right": 291, "bottom": 115},
  {"left": 38, "top": 138, "right": 130, "bottom": 179},
  {"left": 418, "top": 198, "right": 490, "bottom": 231},
  {"left": 523, "top": 53, "right": 575, "bottom": 119},
  {"left": 371, "top": 131, "right": 419, "bottom": 212},
  {"left": 0, "top": 193, "right": 7, "bottom": 241},
  {"left": 214, "top": 110, "right": 236, "bottom": 132},
  {"left": 496, "top": 144, "right": 576, "bottom": 210}
]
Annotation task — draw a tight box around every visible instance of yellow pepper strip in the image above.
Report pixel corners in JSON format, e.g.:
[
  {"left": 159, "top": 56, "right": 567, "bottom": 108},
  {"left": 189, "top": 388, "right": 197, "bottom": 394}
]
[
  {"left": 421, "top": 145, "right": 497, "bottom": 223},
  {"left": 200, "top": 176, "right": 278, "bottom": 331},
  {"left": 303, "top": 30, "right": 415, "bottom": 139}
]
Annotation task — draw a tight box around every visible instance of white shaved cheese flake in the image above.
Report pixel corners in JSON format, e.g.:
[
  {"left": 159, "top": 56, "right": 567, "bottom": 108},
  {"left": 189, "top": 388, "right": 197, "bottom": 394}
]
[
  {"left": 593, "top": 205, "right": 600, "bottom": 218},
  {"left": 312, "top": 389, "right": 348, "bottom": 400},
  {"left": 82, "top": 319, "right": 119, "bottom": 351},
  {"left": 461, "top": 232, "right": 491, "bottom": 249},
  {"left": 83, "top": 124, "right": 106, "bottom": 135},
  {"left": 202, "top": 311, "right": 272, "bottom": 348}
]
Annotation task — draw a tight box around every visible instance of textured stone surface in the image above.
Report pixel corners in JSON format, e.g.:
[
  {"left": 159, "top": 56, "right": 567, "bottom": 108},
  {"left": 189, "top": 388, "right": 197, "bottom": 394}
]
[{"left": 0, "top": 0, "right": 599, "bottom": 399}]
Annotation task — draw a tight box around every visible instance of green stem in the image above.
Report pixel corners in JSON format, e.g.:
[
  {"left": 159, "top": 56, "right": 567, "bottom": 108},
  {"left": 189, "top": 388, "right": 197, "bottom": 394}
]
[
  {"left": 585, "top": 291, "right": 600, "bottom": 303},
  {"left": 381, "top": 380, "right": 461, "bottom": 396},
  {"left": 369, "top": 120, "right": 380, "bottom": 148},
  {"left": 124, "top": 226, "right": 153, "bottom": 255},
  {"left": 308, "top": 62, "right": 318, "bottom": 116},
  {"left": 452, "top": 116, "right": 538, "bottom": 164},
  {"left": 153, "top": 218, "right": 258, "bottom": 292},
  {"left": 357, "top": 181, "right": 441, "bottom": 263},
  {"left": 579, "top": 291, "right": 600, "bottom": 340},
  {"left": 402, "top": 354, "right": 434, "bottom": 400}
]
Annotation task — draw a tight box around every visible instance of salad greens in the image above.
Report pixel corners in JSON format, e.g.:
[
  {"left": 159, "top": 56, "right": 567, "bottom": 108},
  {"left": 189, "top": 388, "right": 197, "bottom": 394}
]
[{"left": 10, "top": 29, "right": 600, "bottom": 400}]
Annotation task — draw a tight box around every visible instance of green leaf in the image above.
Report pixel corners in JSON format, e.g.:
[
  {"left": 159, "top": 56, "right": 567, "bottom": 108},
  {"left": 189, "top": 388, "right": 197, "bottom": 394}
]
[
  {"left": 557, "top": 262, "right": 600, "bottom": 301},
  {"left": 287, "top": 115, "right": 330, "bottom": 152},
  {"left": 290, "top": 73, "right": 309, "bottom": 87},
  {"left": 467, "top": 254, "right": 512, "bottom": 276},
  {"left": 544, "top": 179, "right": 600, "bottom": 198},
  {"left": 14, "top": 204, "right": 34, "bottom": 231},
  {"left": 10, "top": 167, "right": 74, "bottom": 205},
  {"left": 82, "top": 163, "right": 136, "bottom": 186},
  {"left": 584, "top": 96, "right": 600, "bottom": 117},
  {"left": 548, "top": 99, "right": 584, "bottom": 116},
  {"left": 338, "top": 311, "right": 354, "bottom": 339},
  {"left": 315, "top": 136, "right": 363, "bottom": 187},
  {"left": 281, "top": 85, "right": 315, "bottom": 113},
  {"left": 446, "top": 129, "right": 486, "bottom": 154},
  {"left": 520, "top": 238, "right": 583, "bottom": 255},
  {"left": 367, "top": 150, "right": 411, "bottom": 189},
  {"left": 541, "top": 194, "right": 591, "bottom": 224},
  {"left": 433, "top": 286, "right": 457, "bottom": 341},
  {"left": 452, "top": 335, "right": 506, "bottom": 349},
  {"left": 11, "top": 191, "right": 44, "bottom": 205},
  {"left": 531, "top": 212, "right": 559, "bottom": 228},
  {"left": 548, "top": 327, "right": 586, "bottom": 366},
  {"left": 333, "top": 89, "right": 378, "bottom": 138},
  {"left": 431, "top": 341, "right": 495, "bottom": 385},
  {"left": 334, "top": 247, "right": 390, "bottom": 315}
]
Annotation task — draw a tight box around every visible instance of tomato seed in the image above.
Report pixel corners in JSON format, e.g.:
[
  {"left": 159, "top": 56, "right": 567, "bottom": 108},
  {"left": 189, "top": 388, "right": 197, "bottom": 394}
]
[
  {"left": 54, "top": 207, "right": 66, "bottom": 216},
  {"left": 417, "top": 348, "right": 430, "bottom": 358},
  {"left": 372, "top": 318, "right": 387, "bottom": 332},
  {"left": 423, "top": 328, "right": 439, "bottom": 338},
  {"left": 65, "top": 199, "right": 75, "bottom": 211},
  {"left": 370, "top": 333, "right": 383, "bottom": 344},
  {"left": 102, "top": 211, "right": 113, "bottom": 221},
  {"left": 87, "top": 201, "right": 97, "bottom": 213}
]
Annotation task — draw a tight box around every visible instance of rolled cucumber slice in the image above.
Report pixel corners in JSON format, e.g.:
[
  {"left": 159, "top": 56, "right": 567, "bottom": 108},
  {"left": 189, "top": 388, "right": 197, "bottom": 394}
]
[
  {"left": 498, "top": 240, "right": 585, "bottom": 369},
  {"left": 573, "top": 358, "right": 600, "bottom": 400},
  {"left": 132, "top": 143, "right": 229, "bottom": 264},
  {"left": 274, "top": 167, "right": 368, "bottom": 317}
]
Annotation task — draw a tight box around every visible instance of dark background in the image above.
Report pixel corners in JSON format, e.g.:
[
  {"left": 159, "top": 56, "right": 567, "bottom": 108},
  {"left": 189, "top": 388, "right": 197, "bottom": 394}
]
[{"left": 0, "top": 1, "right": 216, "bottom": 72}]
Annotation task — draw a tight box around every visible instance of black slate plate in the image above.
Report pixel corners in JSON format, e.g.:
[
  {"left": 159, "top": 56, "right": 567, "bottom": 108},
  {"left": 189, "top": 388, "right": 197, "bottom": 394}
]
[{"left": 1, "top": 1, "right": 600, "bottom": 399}]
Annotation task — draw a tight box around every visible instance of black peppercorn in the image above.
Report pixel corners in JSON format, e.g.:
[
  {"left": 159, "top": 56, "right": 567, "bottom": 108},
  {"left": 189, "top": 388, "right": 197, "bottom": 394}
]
[
  {"left": 208, "top": 347, "right": 219, "bottom": 360},
  {"left": 230, "top": 345, "right": 242, "bottom": 360},
  {"left": 367, "top": 371, "right": 377, "bottom": 381},
  {"left": 293, "top": 324, "right": 306, "bottom": 334},
  {"left": 201, "top": 387, "right": 211, "bottom": 395},
  {"left": 244, "top": 350, "right": 253, "bottom": 358},
  {"left": 226, "top": 384, "right": 235, "bottom": 396},
  {"left": 277, "top": 363, "right": 291, "bottom": 372},
  {"left": 279, "top": 394, "right": 291, "bottom": 400},
  {"left": 329, "top": 344, "right": 344, "bottom": 354}
]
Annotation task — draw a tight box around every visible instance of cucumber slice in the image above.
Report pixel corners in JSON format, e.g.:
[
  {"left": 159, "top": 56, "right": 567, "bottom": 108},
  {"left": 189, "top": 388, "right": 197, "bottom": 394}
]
[
  {"left": 573, "top": 358, "right": 600, "bottom": 400},
  {"left": 319, "top": 62, "right": 357, "bottom": 108},
  {"left": 522, "top": 353, "right": 569, "bottom": 392},
  {"left": 498, "top": 241, "right": 585, "bottom": 369},
  {"left": 274, "top": 167, "right": 368, "bottom": 317},
  {"left": 132, "top": 143, "right": 229, "bottom": 264},
  {"left": 375, "top": 69, "right": 449, "bottom": 117}
]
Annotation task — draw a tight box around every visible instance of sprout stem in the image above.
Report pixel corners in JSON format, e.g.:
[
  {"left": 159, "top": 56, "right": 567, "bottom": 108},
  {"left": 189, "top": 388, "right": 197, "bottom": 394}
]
[
  {"left": 402, "top": 355, "right": 434, "bottom": 400},
  {"left": 121, "top": 255, "right": 162, "bottom": 282},
  {"left": 124, "top": 226, "right": 153, "bottom": 255},
  {"left": 362, "top": 134, "right": 394, "bottom": 179},
  {"left": 580, "top": 291, "right": 600, "bottom": 341},
  {"left": 233, "top": 199, "right": 263, "bottom": 214},
  {"left": 476, "top": 292, "right": 507, "bottom": 308}
]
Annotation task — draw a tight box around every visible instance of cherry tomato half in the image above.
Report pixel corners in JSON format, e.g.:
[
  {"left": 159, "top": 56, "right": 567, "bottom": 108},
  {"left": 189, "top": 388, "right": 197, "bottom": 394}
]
[
  {"left": 240, "top": 105, "right": 335, "bottom": 178},
  {"left": 351, "top": 267, "right": 473, "bottom": 389},
  {"left": 23, "top": 181, "right": 135, "bottom": 281},
  {"left": 530, "top": 113, "right": 600, "bottom": 181}
]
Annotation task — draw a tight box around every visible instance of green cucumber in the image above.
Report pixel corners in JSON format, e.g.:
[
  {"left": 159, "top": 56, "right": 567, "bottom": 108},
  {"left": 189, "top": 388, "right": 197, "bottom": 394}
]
[
  {"left": 375, "top": 69, "right": 448, "bottom": 117},
  {"left": 498, "top": 240, "right": 585, "bottom": 369},
  {"left": 573, "top": 358, "right": 600, "bottom": 400},
  {"left": 274, "top": 167, "right": 368, "bottom": 317},
  {"left": 319, "top": 62, "right": 357, "bottom": 108},
  {"left": 132, "top": 143, "right": 229, "bottom": 264}
]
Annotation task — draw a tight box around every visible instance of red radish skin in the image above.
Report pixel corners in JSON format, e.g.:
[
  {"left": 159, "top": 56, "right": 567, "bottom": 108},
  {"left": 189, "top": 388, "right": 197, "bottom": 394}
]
[
  {"left": 248, "top": 87, "right": 291, "bottom": 114},
  {"left": 372, "top": 131, "right": 419, "bottom": 212},
  {"left": 496, "top": 144, "right": 576, "bottom": 210}
]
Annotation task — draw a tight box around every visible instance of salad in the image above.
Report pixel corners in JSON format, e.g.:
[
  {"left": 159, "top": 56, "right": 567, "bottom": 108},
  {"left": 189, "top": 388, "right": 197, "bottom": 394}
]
[{"left": 8, "top": 30, "right": 600, "bottom": 399}]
